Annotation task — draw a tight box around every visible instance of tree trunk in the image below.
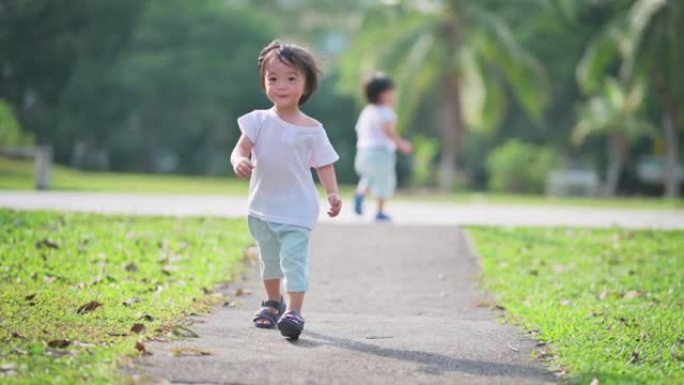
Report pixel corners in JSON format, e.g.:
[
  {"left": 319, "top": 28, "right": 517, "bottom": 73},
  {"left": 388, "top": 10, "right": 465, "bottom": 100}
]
[
  {"left": 653, "top": 68, "right": 681, "bottom": 198},
  {"left": 603, "top": 132, "right": 628, "bottom": 197},
  {"left": 437, "top": 76, "right": 465, "bottom": 191},
  {"left": 663, "top": 106, "right": 680, "bottom": 198}
]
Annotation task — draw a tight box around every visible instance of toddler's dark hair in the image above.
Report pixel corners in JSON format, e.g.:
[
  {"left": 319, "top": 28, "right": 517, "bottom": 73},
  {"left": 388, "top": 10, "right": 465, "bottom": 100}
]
[
  {"left": 364, "top": 73, "right": 394, "bottom": 104},
  {"left": 257, "top": 40, "right": 319, "bottom": 105}
]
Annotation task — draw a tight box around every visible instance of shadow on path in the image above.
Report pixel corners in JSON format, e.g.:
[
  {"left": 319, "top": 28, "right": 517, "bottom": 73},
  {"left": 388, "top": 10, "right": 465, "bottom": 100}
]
[{"left": 300, "top": 331, "right": 553, "bottom": 380}]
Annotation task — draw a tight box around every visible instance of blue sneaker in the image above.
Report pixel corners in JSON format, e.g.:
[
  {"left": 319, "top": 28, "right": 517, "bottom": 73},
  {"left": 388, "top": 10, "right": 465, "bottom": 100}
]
[
  {"left": 375, "top": 211, "right": 392, "bottom": 222},
  {"left": 354, "top": 193, "right": 364, "bottom": 215}
]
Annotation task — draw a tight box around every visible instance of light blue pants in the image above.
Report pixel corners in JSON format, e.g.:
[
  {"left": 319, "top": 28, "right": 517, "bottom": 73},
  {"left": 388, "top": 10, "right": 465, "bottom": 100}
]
[
  {"left": 354, "top": 147, "right": 397, "bottom": 199},
  {"left": 247, "top": 216, "right": 311, "bottom": 292}
]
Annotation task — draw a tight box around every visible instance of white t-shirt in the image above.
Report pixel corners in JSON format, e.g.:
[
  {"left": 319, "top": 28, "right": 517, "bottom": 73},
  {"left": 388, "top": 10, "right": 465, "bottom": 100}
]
[
  {"left": 355, "top": 105, "right": 397, "bottom": 151},
  {"left": 237, "top": 108, "right": 339, "bottom": 230}
]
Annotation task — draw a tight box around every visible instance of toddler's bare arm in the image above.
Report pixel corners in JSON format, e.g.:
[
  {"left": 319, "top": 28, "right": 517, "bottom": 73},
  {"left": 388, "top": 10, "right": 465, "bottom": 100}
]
[
  {"left": 382, "top": 122, "right": 412, "bottom": 154},
  {"left": 230, "top": 135, "right": 254, "bottom": 178},
  {"left": 316, "top": 164, "right": 341, "bottom": 217}
]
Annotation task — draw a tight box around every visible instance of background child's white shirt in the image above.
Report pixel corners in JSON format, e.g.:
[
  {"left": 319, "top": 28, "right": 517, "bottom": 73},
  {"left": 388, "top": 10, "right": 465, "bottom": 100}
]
[
  {"left": 237, "top": 108, "right": 339, "bottom": 230},
  {"left": 355, "top": 104, "right": 397, "bottom": 151}
]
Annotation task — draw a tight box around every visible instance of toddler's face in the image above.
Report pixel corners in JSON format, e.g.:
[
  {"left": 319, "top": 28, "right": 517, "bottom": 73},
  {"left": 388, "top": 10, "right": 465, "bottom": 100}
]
[
  {"left": 379, "top": 89, "right": 396, "bottom": 107},
  {"left": 264, "top": 59, "right": 306, "bottom": 110}
]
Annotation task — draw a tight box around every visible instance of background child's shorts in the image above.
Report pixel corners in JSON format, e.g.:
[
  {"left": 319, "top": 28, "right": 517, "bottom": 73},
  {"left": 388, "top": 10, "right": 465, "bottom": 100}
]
[
  {"left": 247, "top": 216, "right": 311, "bottom": 292},
  {"left": 354, "top": 146, "right": 397, "bottom": 199}
]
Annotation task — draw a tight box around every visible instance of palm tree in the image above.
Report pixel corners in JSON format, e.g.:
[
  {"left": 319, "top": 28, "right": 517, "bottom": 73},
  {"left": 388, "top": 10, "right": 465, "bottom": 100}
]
[
  {"left": 573, "top": 78, "right": 654, "bottom": 196},
  {"left": 578, "top": 0, "right": 684, "bottom": 198},
  {"left": 338, "top": 0, "right": 548, "bottom": 190}
]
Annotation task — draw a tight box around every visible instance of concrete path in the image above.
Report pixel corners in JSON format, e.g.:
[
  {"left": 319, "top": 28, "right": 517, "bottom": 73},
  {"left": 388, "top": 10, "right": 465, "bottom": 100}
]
[
  {"left": 3, "top": 190, "right": 679, "bottom": 383},
  {"left": 1, "top": 190, "right": 683, "bottom": 229},
  {"left": 126, "top": 224, "right": 556, "bottom": 385}
]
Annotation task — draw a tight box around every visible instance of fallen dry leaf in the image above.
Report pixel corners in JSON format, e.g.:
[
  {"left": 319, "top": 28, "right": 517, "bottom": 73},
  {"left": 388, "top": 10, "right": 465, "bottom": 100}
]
[
  {"left": 628, "top": 350, "right": 640, "bottom": 364},
  {"left": 11, "top": 347, "right": 28, "bottom": 356},
  {"left": 623, "top": 290, "right": 642, "bottom": 300},
  {"left": 35, "top": 239, "right": 59, "bottom": 249},
  {"left": 0, "top": 362, "right": 17, "bottom": 376},
  {"left": 135, "top": 342, "right": 151, "bottom": 356},
  {"left": 44, "top": 348, "right": 73, "bottom": 357},
  {"left": 559, "top": 299, "right": 570, "bottom": 306},
  {"left": 47, "top": 339, "right": 70, "bottom": 349},
  {"left": 123, "top": 297, "right": 141, "bottom": 307},
  {"left": 172, "top": 325, "right": 199, "bottom": 338},
  {"left": 171, "top": 346, "right": 212, "bottom": 357},
  {"left": 76, "top": 300, "right": 102, "bottom": 315},
  {"left": 138, "top": 313, "right": 155, "bottom": 322},
  {"left": 130, "top": 323, "right": 146, "bottom": 334},
  {"left": 235, "top": 288, "right": 252, "bottom": 297},
  {"left": 124, "top": 262, "right": 138, "bottom": 273}
]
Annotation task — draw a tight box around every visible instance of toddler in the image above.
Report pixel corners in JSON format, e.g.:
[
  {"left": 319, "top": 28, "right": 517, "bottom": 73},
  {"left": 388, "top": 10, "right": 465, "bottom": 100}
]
[
  {"left": 353, "top": 73, "right": 411, "bottom": 221},
  {"left": 230, "top": 40, "right": 341, "bottom": 339}
]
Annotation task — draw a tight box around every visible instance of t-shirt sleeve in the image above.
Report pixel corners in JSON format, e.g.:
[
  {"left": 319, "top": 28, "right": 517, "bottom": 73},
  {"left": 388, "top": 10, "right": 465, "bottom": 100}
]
[
  {"left": 378, "top": 106, "right": 397, "bottom": 124},
  {"left": 237, "top": 111, "right": 261, "bottom": 143},
  {"left": 309, "top": 129, "right": 340, "bottom": 168}
]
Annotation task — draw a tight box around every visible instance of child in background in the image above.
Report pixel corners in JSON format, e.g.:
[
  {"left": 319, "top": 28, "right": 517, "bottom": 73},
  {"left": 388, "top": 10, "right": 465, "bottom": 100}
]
[
  {"left": 230, "top": 41, "right": 341, "bottom": 339},
  {"left": 353, "top": 73, "right": 412, "bottom": 221}
]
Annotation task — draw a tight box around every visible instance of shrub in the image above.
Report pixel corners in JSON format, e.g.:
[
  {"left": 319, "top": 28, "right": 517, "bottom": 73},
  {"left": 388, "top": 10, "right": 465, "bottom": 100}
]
[
  {"left": 486, "top": 139, "right": 555, "bottom": 193},
  {"left": 0, "top": 100, "right": 33, "bottom": 147}
]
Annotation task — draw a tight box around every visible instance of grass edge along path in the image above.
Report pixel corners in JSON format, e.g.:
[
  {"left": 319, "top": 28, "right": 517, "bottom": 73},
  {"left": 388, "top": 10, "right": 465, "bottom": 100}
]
[
  {"left": 2, "top": 157, "right": 683, "bottom": 210},
  {"left": 0, "top": 209, "right": 252, "bottom": 384},
  {"left": 468, "top": 226, "right": 684, "bottom": 385}
]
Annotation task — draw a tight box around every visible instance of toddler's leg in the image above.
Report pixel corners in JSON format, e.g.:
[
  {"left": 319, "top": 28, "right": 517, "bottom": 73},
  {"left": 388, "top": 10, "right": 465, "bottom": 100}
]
[
  {"left": 257, "top": 236, "right": 282, "bottom": 302},
  {"left": 248, "top": 217, "right": 285, "bottom": 327},
  {"left": 277, "top": 227, "right": 310, "bottom": 312},
  {"left": 356, "top": 176, "right": 369, "bottom": 195}
]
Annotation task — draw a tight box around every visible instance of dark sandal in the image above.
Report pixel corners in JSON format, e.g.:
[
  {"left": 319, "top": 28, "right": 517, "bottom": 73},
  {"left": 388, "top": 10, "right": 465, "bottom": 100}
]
[
  {"left": 277, "top": 310, "right": 305, "bottom": 340},
  {"left": 253, "top": 298, "right": 285, "bottom": 329}
]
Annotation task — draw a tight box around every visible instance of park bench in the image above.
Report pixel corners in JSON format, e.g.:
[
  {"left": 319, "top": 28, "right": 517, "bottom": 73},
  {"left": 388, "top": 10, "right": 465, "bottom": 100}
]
[
  {"left": 545, "top": 169, "right": 599, "bottom": 197},
  {"left": 0, "top": 145, "right": 52, "bottom": 190}
]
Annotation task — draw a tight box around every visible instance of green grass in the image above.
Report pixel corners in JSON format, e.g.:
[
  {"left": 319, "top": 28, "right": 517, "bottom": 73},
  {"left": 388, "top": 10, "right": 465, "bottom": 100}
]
[
  {"left": 0, "top": 157, "right": 248, "bottom": 195},
  {"left": 2, "top": 157, "right": 683, "bottom": 209},
  {"left": 0, "top": 209, "right": 252, "bottom": 384},
  {"left": 469, "top": 226, "right": 684, "bottom": 385}
]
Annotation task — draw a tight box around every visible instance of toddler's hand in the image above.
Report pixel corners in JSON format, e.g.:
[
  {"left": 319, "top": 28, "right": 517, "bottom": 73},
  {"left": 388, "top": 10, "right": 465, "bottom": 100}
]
[
  {"left": 327, "top": 193, "right": 342, "bottom": 217},
  {"left": 398, "top": 139, "right": 412, "bottom": 155},
  {"left": 232, "top": 157, "right": 254, "bottom": 178}
]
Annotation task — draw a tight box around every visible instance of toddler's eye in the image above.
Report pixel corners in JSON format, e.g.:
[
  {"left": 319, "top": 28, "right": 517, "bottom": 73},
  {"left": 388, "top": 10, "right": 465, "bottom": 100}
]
[
  {"left": 268, "top": 77, "right": 276, "bottom": 82},
  {"left": 288, "top": 77, "right": 296, "bottom": 82}
]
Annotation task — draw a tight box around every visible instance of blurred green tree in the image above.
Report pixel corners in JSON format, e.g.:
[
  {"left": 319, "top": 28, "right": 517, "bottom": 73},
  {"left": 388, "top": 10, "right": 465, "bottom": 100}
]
[
  {"left": 0, "top": 99, "right": 33, "bottom": 146},
  {"left": 0, "top": 0, "right": 275, "bottom": 174},
  {"left": 573, "top": 78, "right": 654, "bottom": 196},
  {"left": 103, "top": 0, "right": 273, "bottom": 174},
  {"left": 338, "top": 0, "right": 549, "bottom": 190},
  {"left": 578, "top": 0, "right": 684, "bottom": 197},
  {"left": 0, "top": 0, "right": 146, "bottom": 161},
  {"left": 486, "top": 139, "right": 556, "bottom": 194}
]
